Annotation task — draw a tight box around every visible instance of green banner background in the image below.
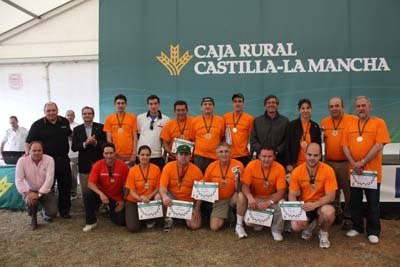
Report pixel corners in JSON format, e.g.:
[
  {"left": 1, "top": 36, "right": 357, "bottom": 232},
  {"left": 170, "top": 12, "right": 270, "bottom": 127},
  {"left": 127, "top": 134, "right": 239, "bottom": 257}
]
[
  {"left": 99, "top": 0, "right": 400, "bottom": 142},
  {"left": 0, "top": 166, "right": 25, "bottom": 210}
]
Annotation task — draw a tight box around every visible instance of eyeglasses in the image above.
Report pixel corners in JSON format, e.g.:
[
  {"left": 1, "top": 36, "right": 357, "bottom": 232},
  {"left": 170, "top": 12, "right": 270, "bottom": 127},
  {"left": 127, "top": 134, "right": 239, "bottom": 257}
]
[{"left": 150, "top": 120, "right": 155, "bottom": 130}]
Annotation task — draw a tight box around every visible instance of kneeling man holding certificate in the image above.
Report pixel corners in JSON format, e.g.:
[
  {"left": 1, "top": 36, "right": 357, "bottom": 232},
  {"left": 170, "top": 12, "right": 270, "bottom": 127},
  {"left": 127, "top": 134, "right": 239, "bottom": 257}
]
[
  {"left": 237, "top": 145, "right": 286, "bottom": 241},
  {"left": 125, "top": 145, "right": 162, "bottom": 232},
  {"left": 203, "top": 142, "right": 244, "bottom": 231},
  {"left": 159, "top": 144, "right": 203, "bottom": 231},
  {"left": 289, "top": 143, "right": 337, "bottom": 249}
]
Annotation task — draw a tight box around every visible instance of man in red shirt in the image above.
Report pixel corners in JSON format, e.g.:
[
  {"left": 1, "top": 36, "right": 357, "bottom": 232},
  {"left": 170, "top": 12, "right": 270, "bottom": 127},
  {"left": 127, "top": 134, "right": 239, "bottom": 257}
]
[{"left": 82, "top": 143, "right": 129, "bottom": 232}]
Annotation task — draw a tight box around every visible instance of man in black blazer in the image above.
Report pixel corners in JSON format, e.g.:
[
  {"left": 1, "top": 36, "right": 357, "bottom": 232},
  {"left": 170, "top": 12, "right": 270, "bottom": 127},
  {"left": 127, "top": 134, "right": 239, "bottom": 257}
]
[{"left": 72, "top": 106, "right": 106, "bottom": 194}]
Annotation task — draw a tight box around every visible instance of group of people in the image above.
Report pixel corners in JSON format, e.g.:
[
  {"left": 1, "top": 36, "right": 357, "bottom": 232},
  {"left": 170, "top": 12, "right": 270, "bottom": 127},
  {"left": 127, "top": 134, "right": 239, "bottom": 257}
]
[{"left": 6, "top": 92, "right": 390, "bottom": 249}]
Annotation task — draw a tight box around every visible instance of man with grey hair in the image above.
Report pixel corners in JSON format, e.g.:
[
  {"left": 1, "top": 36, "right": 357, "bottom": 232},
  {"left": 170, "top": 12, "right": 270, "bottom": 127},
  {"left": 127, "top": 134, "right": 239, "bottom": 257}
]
[
  {"left": 342, "top": 96, "right": 390, "bottom": 244},
  {"left": 26, "top": 102, "right": 72, "bottom": 218}
]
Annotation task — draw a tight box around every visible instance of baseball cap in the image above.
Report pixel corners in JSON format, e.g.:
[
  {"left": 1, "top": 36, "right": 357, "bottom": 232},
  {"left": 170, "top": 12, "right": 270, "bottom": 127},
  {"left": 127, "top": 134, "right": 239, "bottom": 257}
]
[
  {"left": 176, "top": 144, "right": 191, "bottom": 154},
  {"left": 201, "top": 97, "right": 215, "bottom": 105}
]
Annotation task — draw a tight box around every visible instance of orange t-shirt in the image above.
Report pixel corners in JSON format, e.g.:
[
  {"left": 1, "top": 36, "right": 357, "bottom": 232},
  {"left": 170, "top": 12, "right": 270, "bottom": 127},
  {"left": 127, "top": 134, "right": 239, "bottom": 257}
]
[
  {"left": 203, "top": 159, "right": 244, "bottom": 200},
  {"left": 289, "top": 162, "right": 337, "bottom": 203},
  {"left": 191, "top": 115, "right": 225, "bottom": 159},
  {"left": 125, "top": 163, "right": 161, "bottom": 203},
  {"left": 341, "top": 116, "right": 390, "bottom": 183},
  {"left": 103, "top": 112, "right": 137, "bottom": 158},
  {"left": 160, "top": 161, "right": 203, "bottom": 202},
  {"left": 297, "top": 121, "right": 311, "bottom": 165},
  {"left": 160, "top": 116, "right": 194, "bottom": 146},
  {"left": 223, "top": 112, "right": 254, "bottom": 158},
  {"left": 241, "top": 160, "right": 286, "bottom": 199},
  {"left": 321, "top": 114, "right": 357, "bottom": 161}
]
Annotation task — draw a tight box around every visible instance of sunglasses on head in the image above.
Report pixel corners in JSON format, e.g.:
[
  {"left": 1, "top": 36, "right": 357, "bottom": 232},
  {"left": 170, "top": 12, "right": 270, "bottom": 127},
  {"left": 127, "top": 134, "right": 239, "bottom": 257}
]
[{"left": 150, "top": 120, "right": 155, "bottom": 130}]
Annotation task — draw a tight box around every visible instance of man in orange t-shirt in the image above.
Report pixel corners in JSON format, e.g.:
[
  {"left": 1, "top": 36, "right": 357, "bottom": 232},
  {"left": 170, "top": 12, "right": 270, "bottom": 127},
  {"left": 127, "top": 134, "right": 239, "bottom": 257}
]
[
  {"left": 103, "top": 94, "right": 138, "bottom": 166},
  {"left": 342, "top": 96, "right": 390, "bottom": 244},
  {"left": 321, "top": 97, "right": 357, "bottom": 229},
  {"left": 237, "top": 146, "right": 286, "bottom": 241},
  {"left": 289, "top": 143, "right": 337, "bottom": 249},
  {"left": 223, "top": 93, "right": 253, "bottom": 166},
  {"left": 159, "top": 145, "right": 203, "bottom": 230},
  {"left": 160, "top": 100, "right": 193, "bottom": 161},
  {"left": 191, "top": 97, "right": 225, "bottom": 173},
  {"left": 203, "top": 142, "right": 244, "bottom": 232}
]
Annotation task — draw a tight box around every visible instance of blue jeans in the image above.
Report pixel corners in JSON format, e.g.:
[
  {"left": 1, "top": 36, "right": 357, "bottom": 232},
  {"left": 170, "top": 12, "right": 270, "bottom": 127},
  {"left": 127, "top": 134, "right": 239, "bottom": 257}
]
[{"left": 350, "top": 184, "right": 381, "bottom": 236}]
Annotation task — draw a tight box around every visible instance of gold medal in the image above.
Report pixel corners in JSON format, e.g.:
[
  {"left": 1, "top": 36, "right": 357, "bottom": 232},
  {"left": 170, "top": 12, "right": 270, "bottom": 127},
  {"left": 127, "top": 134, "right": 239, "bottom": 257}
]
[
  {"left": 332, "top": 130, "right": 338, "bottom": 136},
  {"left": 205, "top": 133, "right": 211, "bottom": 139},
  {"left": 301, "top": 141, "right": 308, "bottom": 148},
  {"left": 222, "top": 179, "right": 226, "bottom": 186},
  {"left": 232, "top": 127, "right": 238, "bottom": 133},
  {"left": 118, "top": 127, "right": 123, "bottom": 133},
  {"left": 356, "top": 136, "right": 363, "bottom": 142},
  {"left": 144, "top": 183, "right": 150, "bottom": 189},
  {"left": 264, "top": 181, "right": 269, "bottom": 188},
  {"left": 311, "top": 184, "right": 316, "bottom": 190}
]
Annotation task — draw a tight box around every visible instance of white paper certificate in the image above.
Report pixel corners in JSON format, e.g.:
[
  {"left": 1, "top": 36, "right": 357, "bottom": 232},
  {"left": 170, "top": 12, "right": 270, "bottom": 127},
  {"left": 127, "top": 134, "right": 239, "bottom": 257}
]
[
  {"left": 280, "top": 201, "right": 307, "bottom": 221},
  {"left": 167, "top": 200, "right": 194, "bottom": 220},
  {"left": 191, "top": 181, "right": 219, "bottom": 203},
  {"left": 137, "top": 200, "right": 163, "bottom": 220},
  {"left": 350, "top": 170, "right": 378, "bottom": 189},
  {"left": 244, "top": 208, "right": 274, "bottom": 227},
  {"left": 171, "top": 138, "right": 195, "bottom": 154}
]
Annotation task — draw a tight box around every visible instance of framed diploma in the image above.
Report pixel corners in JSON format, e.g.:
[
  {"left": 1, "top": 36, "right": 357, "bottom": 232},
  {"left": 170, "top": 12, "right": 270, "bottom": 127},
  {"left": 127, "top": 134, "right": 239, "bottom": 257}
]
[
  {"left": 350, "top": 170, "right": 378, "bottom": 189},
  {"left": 280, "top": 201, "right": 307, "bottom": 221},
  {"left": 171, "top": 138, "right": 195, "bottom": 154},
  {"left": 244, "top": 208, "right": 274, "bottom": 227},
  {"left": 191, "top": 181, "right": 219, "bottom": 203},
  {"left": 167, "top": 200, "right": 194, "bottom": 220},
  {"left": 137, "top": 200, "right": 163, "bottom": 220}
]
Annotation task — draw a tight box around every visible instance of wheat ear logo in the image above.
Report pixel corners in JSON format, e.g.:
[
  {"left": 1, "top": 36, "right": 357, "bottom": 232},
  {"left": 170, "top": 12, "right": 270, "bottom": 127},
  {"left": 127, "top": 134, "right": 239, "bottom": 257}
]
[{"left": 157, "top": 45, "right": 193, "bottom": 76}]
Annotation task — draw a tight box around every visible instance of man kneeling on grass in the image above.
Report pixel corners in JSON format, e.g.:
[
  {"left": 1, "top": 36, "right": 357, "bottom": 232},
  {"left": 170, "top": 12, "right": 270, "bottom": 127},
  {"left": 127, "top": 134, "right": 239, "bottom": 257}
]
[
  {"left": 82, "top": 143, "right": 129, "bottom": 232},
  {"left": 15, "top": 141, "right": 57, "bottom": 230},
  {"left": 289, "top": 143, "right": 337, "bottom": 249},
  {"left": 159, "top": 145, "right": 203, "bottom": 231},
  {"left": 203, "top": 142, "right": 244, "bottom": 232}
]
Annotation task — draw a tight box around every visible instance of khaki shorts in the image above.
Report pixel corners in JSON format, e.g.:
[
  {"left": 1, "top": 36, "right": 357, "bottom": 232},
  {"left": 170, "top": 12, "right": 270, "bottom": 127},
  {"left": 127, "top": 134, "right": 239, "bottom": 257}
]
[{"left": 211, "top": 194, "right": 237, "bottom": 219}]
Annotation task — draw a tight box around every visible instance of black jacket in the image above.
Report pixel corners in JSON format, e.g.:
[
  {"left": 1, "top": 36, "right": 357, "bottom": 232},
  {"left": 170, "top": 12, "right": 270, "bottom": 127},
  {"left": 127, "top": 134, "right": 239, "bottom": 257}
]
[
  {"left": 71, "top": 122, "right": 106, "bottom": 173},
  {"left": 286, "top": 118, "right": 321, "bottom": 167}
]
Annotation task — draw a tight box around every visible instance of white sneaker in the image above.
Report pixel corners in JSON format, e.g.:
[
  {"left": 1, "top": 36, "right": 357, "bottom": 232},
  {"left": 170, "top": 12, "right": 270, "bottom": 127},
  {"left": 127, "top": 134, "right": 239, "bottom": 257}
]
[
  {"left": 301, "top": 220, "right": 317, "bottom": 240},
  {"left": 235, "top": 224, "right": 248, "bottom": 239},
  {"left": 368, "top": 235, "right": 379, "bottom": 244},
  {"left": 82, "top": 222, "right": 97, "bottom": 232},
  {"left": 146, "top": 221, "right": 156, "bottom": 229},
  {"left": 346, "top": 229, "right": 360, "bottom": 237},
  {"left": 253, "top": 225, "right": 263, "bottom": 231},
  {"left": 163, "top": 218, "right": 173, "bottom": 232},
  {"left": 319, "top": 230, "right": 331, "bottom": 249},
  {"left": 271, "top": 231, "right": 283, "bottom": 242}
]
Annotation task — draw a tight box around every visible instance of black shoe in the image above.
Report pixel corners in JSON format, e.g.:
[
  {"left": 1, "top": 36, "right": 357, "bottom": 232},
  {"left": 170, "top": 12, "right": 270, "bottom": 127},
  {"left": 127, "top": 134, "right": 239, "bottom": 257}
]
[
  {"left": 60, "top": 213, "right": 71, "bottom": 219},
  {"left": 334, "top": 215, "right": 343, "bottom": 225}
]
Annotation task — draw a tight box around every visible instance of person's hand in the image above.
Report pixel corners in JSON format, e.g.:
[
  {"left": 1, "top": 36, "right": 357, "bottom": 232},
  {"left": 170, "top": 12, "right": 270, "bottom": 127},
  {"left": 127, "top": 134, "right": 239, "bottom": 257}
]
[
  {"left": 286, "top": 165, "right": 294, "bottom": 174},
  {"left": 115, "top": 200, "right": 124, "bottom": 212},
  {"left": 192, "top": 208, "right": 201, "bottom": 224},
  {"left": 352, "top": 161, "right": 364, "bottom": 175},
  {"left": 162, "top": 196, "right": 173, "bottom": 207},
  {"left": 257, "top": 200, "right": 271, "bottom": 211},
  {"left": 247, "top": 195, "right": 257, "bottom": 210},
  {"left": 26, "top": 191, "right": 38, "bottom": 206},
  {"left": 302, "top": 202, "right": 317, "bottom": 212},
  {"left": 140, "top": 195, "right": 150, "bottom": 203},
  {"left": 100, "top": 193, "right": 109, "bottom": 205}
]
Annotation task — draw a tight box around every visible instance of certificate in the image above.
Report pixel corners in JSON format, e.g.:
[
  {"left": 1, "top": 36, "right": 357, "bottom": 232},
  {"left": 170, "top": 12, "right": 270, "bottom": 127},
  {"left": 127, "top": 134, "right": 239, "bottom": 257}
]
[
  {"left": 137, "top": 200, "right": 163, "bottom": 220},
  {"left": 280, "top": 201, "right": 307, "bottom": 221},
  {"left": 244, "top": 208, "right": 274, "bottom": 227},
  {"left": 167, "top": 200, "right": 193, "bottom": 220},
  {"left": 171, "top": 138, "right": 195, "bottom": 154},
  {"left": 191, "top": 181, "right": 219, "bottom": 203},
  {"left": 350, "top": 170, "right": 378, "bottom": 189}
]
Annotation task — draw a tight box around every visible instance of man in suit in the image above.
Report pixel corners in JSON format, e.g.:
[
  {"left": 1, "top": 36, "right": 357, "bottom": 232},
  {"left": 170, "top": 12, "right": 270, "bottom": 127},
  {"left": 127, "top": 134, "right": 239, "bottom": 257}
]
[{"left": 72, "top": 106, "right": 106, "bottom": 194}]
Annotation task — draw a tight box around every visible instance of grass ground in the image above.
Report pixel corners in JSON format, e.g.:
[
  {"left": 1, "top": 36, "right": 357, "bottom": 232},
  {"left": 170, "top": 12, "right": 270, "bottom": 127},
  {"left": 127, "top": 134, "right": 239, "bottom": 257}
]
[{"left": 1, "top": 199, "right": 399, "bottom": 267}]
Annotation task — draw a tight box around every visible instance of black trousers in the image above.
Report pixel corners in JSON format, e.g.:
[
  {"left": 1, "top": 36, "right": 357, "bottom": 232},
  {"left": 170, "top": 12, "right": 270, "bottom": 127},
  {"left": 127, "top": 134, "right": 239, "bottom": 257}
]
[
  {"left": 83, "top": 189, "right": 125, "bottom": 226},
  {"left": 54, "top": 156, "right": 72, "bottom": 216},
  {"left": 150, "top": 157, "right": 165, "bottom": 171},
  {"left": 234, "top": 156, "right": 251, "bottom": 167}
]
